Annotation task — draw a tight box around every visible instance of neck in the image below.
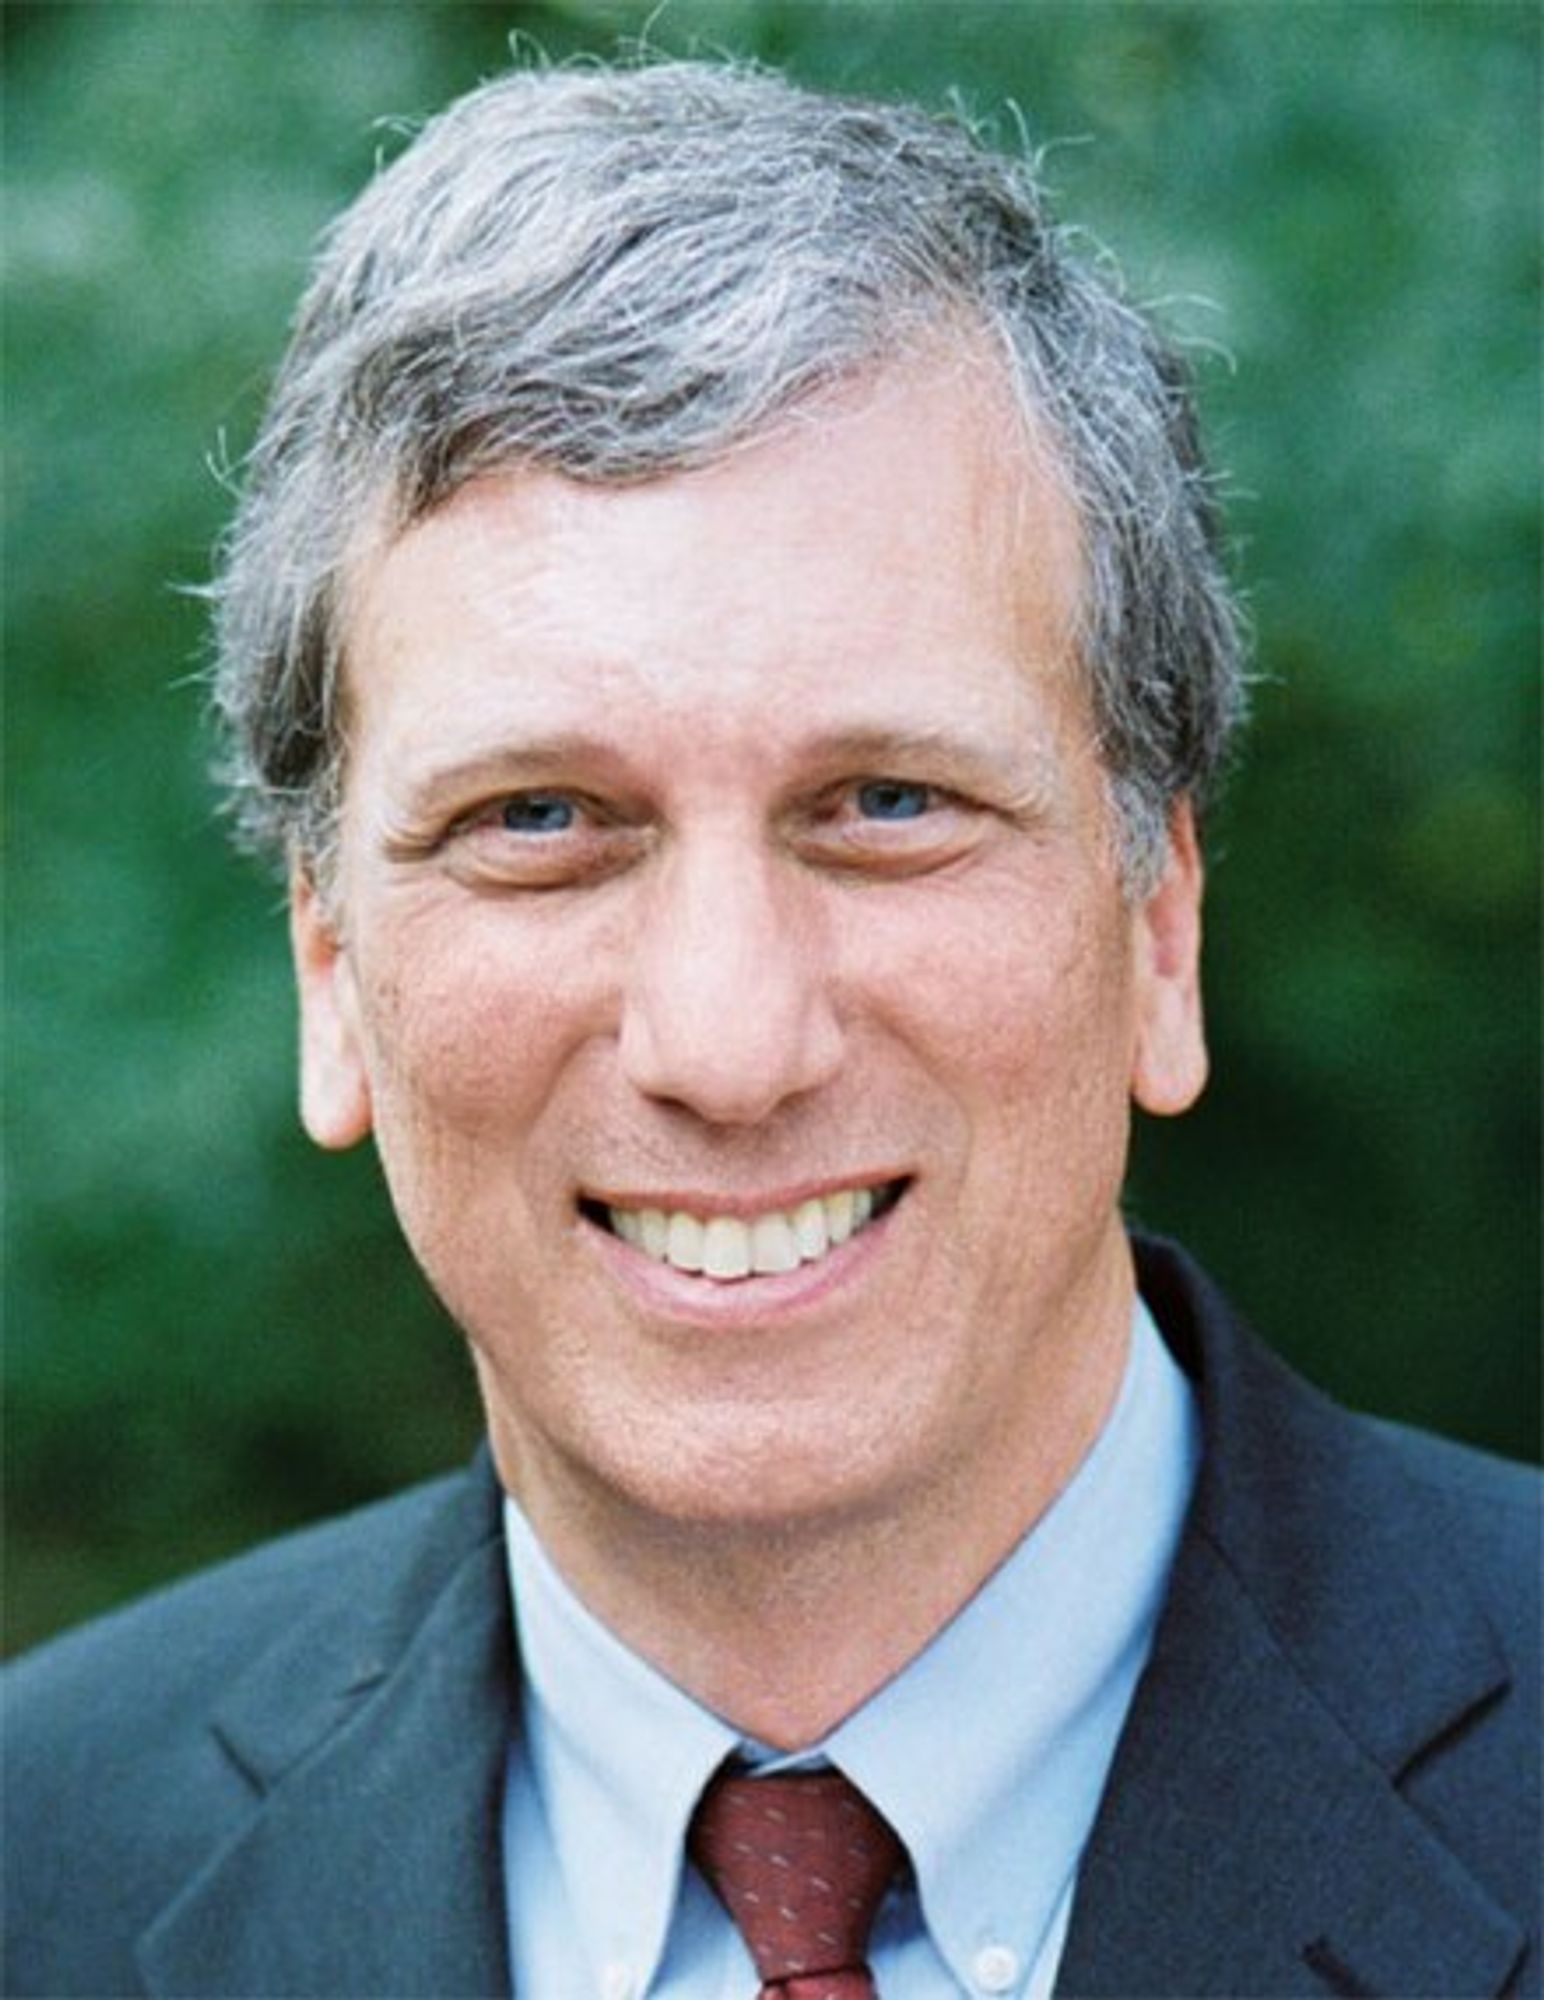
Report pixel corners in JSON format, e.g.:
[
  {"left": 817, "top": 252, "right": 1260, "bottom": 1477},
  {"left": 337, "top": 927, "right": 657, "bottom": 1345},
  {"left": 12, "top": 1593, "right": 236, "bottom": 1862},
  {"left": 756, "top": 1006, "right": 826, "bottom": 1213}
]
[{"left": 540, "top": 1484, "right": 1059, "bottom": 1750}]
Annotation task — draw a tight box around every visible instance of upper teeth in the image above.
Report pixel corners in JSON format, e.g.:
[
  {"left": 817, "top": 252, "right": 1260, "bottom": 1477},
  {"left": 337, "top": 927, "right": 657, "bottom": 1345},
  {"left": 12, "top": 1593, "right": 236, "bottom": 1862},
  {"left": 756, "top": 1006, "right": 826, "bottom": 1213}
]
[{"left": 606, "top": 1185, "right": 879, "bottom": 1282}]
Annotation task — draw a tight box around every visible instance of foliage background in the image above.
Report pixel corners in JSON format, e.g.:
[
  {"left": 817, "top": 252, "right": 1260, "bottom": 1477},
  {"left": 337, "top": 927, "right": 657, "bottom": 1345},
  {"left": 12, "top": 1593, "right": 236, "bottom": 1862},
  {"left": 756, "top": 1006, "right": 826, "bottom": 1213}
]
[{"left": 6, "top": 0, "right": 1539, "bottom": 1654}]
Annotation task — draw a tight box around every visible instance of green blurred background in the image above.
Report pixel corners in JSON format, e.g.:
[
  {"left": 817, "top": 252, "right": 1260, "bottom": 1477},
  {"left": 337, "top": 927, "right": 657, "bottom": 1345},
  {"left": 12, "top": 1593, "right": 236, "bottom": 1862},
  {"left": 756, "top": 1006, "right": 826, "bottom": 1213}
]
[{"left": 6, "top": 0, "right": 1539, "bottom": 1655}]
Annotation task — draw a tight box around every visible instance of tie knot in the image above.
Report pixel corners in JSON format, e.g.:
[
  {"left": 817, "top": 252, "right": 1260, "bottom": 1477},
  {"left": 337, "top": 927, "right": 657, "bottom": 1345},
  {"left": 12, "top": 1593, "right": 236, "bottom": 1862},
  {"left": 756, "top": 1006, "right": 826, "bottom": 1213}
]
[{"left": 688, "top": 1768, "right": 903, "bottom": 1994}]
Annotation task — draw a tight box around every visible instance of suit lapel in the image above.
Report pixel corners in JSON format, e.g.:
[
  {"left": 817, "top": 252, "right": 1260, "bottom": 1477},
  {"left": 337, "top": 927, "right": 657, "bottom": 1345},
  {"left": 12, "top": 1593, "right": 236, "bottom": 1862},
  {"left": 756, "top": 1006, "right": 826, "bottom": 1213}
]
[
  {"left": 1056, "top": 1239, "right": 1526, "bottom": 1997},
  {"left": 136, "top": 1466, "right": 515, "bottom": 1999},
  {"left": 1056, "top": 1534, "right": 1522, "bottom": 1997}
]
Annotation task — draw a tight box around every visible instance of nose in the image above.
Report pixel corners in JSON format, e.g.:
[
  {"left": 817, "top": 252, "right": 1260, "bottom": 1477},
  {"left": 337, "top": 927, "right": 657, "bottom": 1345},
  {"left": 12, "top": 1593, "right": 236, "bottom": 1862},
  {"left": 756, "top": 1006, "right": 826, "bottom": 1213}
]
[{"left": 618, "top": 835, "right": 844, "bottom": 1125}]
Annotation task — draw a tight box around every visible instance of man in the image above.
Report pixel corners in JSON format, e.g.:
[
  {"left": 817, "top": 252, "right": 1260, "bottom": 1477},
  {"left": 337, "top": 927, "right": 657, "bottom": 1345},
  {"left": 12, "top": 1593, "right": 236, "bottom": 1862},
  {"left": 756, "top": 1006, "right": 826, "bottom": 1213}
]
[{"left": 6, "top": 59, "right": 1538, "bottom": 2000}]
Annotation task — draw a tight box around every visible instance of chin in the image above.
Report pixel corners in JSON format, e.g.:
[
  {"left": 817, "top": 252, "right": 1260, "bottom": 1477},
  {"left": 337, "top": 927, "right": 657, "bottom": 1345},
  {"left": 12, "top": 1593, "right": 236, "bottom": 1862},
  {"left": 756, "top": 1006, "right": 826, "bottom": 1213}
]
[{"left": 495, "top": 1391, "right": 920, "bottom": 1547}]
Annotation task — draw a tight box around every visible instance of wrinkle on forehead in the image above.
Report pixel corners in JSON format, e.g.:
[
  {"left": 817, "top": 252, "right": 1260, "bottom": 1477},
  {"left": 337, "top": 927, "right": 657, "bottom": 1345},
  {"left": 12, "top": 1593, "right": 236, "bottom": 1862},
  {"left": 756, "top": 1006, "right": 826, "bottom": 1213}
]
[{"left": 339, "top": 340, "right": 1085, "bottom": 719}]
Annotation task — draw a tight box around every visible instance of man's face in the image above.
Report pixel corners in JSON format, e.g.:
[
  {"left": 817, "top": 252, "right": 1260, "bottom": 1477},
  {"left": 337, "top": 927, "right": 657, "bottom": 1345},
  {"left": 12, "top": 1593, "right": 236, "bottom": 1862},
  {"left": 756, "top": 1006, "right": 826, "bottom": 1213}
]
[{"left": 293, "top": 354, "right": 1206, "bottom": 1558}]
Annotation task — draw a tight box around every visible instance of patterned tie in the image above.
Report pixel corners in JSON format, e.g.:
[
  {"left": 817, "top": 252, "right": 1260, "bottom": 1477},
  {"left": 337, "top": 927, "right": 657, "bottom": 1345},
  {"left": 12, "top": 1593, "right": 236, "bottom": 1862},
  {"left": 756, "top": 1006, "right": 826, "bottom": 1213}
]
[{"left": 687, "top": 1767, "right": 904, "bottom": 1999}]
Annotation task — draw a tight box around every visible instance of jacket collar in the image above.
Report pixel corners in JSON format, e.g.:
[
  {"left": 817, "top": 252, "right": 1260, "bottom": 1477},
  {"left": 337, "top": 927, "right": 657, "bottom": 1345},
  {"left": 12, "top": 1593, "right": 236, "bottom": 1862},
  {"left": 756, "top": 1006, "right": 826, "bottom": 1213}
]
[
  {"left": 1056, "top": 1237, "right": 1524, "bottom": 1998},
  {"left": 136, "top": 1455, "right": 514, "bottom": 1998}
]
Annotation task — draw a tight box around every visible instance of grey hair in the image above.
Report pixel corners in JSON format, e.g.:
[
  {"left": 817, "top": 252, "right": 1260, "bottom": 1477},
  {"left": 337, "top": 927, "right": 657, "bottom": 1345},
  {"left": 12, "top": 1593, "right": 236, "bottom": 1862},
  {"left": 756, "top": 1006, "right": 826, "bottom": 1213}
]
[{"left": 210, "top": 58, "right": 1246, "bottom": 893}]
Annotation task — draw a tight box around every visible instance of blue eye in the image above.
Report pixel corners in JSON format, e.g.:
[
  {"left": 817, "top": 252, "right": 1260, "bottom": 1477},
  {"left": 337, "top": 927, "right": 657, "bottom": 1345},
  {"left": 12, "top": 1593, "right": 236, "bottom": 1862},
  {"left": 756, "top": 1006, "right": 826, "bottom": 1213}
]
[
  {"left": 855, "top": 780, "right": 932, "bottom": 821},
  {"left": 500, "top": 793, "right": 576, "bottom": 835}
]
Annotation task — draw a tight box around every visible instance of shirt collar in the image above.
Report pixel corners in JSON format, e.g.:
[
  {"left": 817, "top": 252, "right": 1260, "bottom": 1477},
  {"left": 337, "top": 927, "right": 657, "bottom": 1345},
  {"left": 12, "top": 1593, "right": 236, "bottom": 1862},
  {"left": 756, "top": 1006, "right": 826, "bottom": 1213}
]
[
  {"left": 503, "top": 1293, "right": 1197, "bottom": 1992},
  {"left": 502, "top": 1498, "right": 739, "bottom": 1986}
]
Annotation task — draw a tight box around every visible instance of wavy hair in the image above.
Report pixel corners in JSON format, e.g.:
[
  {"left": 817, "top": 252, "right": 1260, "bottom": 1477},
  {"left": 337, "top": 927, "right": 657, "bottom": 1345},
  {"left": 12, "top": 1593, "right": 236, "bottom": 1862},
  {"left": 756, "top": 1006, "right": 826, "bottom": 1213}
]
[{"left": 210, "top": 59, "right": 1246, "bottom": 892}]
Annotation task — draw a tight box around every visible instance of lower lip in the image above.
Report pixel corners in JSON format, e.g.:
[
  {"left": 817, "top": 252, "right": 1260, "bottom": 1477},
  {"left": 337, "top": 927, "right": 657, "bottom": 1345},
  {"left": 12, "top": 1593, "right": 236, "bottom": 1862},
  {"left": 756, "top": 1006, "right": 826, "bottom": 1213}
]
[{"left": 584, "top": 1203, "right": 899, "bottom": 1329}]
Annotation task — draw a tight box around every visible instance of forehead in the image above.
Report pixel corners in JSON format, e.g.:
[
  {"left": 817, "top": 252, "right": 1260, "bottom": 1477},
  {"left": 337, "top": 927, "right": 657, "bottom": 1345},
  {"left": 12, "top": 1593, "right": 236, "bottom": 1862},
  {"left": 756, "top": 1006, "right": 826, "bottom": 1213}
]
[{"left": 340, "top": 351, "right": 1087, "bottom": 765}]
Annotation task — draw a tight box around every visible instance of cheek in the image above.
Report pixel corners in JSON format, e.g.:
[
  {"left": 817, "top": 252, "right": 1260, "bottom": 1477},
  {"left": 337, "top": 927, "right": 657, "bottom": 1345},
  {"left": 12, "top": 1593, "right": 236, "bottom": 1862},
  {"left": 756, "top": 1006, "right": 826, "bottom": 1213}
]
[
  {"left": 898, "top": 886, "right": 1138, "bottom": 1229},
  {"left": 352, "top": 906, "right": 599, "bottom": 1152},
  {"left": 345, "top": 914, "right": 605, "bottom": 1328},
  {"left": 879, "top": 873, "right": 1135, "bottom": 1100}
]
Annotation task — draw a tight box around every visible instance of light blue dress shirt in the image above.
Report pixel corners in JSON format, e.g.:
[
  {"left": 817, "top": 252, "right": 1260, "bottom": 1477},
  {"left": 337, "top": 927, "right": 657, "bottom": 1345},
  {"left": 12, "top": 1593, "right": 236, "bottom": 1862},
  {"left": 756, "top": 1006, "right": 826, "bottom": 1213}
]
[{"left": 501, "top": 1297, "right": 1199, "bottom": 1998}]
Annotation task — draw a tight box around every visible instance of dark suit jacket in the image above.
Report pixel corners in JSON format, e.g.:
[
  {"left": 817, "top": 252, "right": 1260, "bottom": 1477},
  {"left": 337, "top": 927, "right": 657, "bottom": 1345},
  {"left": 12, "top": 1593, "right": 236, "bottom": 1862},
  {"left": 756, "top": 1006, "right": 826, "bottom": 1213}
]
[{"left": 6, "top": 1239, "right": 1540, "bottom": 1998}]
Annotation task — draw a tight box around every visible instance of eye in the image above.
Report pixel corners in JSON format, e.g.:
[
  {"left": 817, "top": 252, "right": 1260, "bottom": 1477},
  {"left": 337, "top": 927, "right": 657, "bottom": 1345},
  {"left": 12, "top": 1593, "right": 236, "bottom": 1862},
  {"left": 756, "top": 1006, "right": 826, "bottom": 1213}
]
[
  {"left": 499, "top": 792, "right": 577, "bottom": 835},
  {"left": 854, "top": 779, "right": 934, "bottom": 822},
  {"left": 430, "top": 787, "right": 647, "bottom": 891},
  {"left": 792, "top": 773, "right": 986, "bottom": 880}
]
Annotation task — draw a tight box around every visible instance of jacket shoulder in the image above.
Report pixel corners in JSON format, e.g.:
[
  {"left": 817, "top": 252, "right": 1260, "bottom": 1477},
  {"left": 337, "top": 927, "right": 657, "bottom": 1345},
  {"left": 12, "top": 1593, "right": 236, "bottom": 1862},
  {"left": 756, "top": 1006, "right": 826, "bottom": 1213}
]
[
  {"left": 7, "top": 1463, "right": 484, "bottom": 1725},
  {"left": 1362, "top": 1414, "right": 1541, "bottom": 1662},
  {"left": 3, "top": 1460, "right": 501, "bottom": 1998},
  {"left": 1369, "top": 1411, "right": 1540, "bottom": 1514}
]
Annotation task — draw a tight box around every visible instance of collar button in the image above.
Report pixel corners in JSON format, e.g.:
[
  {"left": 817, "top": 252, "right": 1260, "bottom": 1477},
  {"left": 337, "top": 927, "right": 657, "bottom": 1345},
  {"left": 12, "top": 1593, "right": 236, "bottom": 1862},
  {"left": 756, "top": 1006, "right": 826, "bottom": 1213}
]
[{"left": 972, "top": 1942, "right": 1022, "bottom": 1993}]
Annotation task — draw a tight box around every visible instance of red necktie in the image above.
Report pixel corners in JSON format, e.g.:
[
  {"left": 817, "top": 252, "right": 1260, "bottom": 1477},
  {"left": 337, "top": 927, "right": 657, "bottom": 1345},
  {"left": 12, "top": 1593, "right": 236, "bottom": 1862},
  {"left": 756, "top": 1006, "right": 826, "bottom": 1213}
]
[{"left": 687, "top": 1767, "right": 904, "bottom": 1999}]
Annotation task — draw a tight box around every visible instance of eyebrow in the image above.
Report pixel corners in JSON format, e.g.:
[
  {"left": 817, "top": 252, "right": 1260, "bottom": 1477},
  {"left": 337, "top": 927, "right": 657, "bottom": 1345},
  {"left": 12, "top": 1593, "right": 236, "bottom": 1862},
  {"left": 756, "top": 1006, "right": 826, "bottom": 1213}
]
[
  {"left": 388, "top": 735, "right": 632, "bottom": 821},
  {"left": 797, "top": 726, "right": 1054, "bottom": 791},
  {"left": 780, "top": 725, "right": 1067, "bottom": 826},
  {"left": 388, "top": 720, "right": 1061, "bottom": 825}
]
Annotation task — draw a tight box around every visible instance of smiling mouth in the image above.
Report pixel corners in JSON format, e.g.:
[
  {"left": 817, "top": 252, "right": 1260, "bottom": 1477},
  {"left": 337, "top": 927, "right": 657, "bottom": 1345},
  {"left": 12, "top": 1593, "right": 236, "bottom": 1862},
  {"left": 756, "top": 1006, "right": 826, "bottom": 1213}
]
[{"left": 579, "top": 1179, "right": 908, "bottom": 1283}]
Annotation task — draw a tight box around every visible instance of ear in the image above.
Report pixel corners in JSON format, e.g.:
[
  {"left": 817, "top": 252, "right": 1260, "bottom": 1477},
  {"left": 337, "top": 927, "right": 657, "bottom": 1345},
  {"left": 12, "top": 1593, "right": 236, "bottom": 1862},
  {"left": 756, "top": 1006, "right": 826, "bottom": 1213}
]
[
  {"left": 1130, "top": 800, "right": 1209, "bottom": 1118},
  {"left": 289, "top": 867, "right": 373, "bottom": 1149}
]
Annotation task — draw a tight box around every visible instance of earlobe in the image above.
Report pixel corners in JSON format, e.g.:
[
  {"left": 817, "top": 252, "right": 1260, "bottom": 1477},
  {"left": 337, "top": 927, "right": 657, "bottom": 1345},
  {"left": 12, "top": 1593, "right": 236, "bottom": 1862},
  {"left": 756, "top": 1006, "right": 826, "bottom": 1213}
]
[
  {"left": 289, "top": 869, "right": 373, "bottom": 1149},
  {"left": 1130, "top": 801, "right": 1210, "bottom": 1119}
]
